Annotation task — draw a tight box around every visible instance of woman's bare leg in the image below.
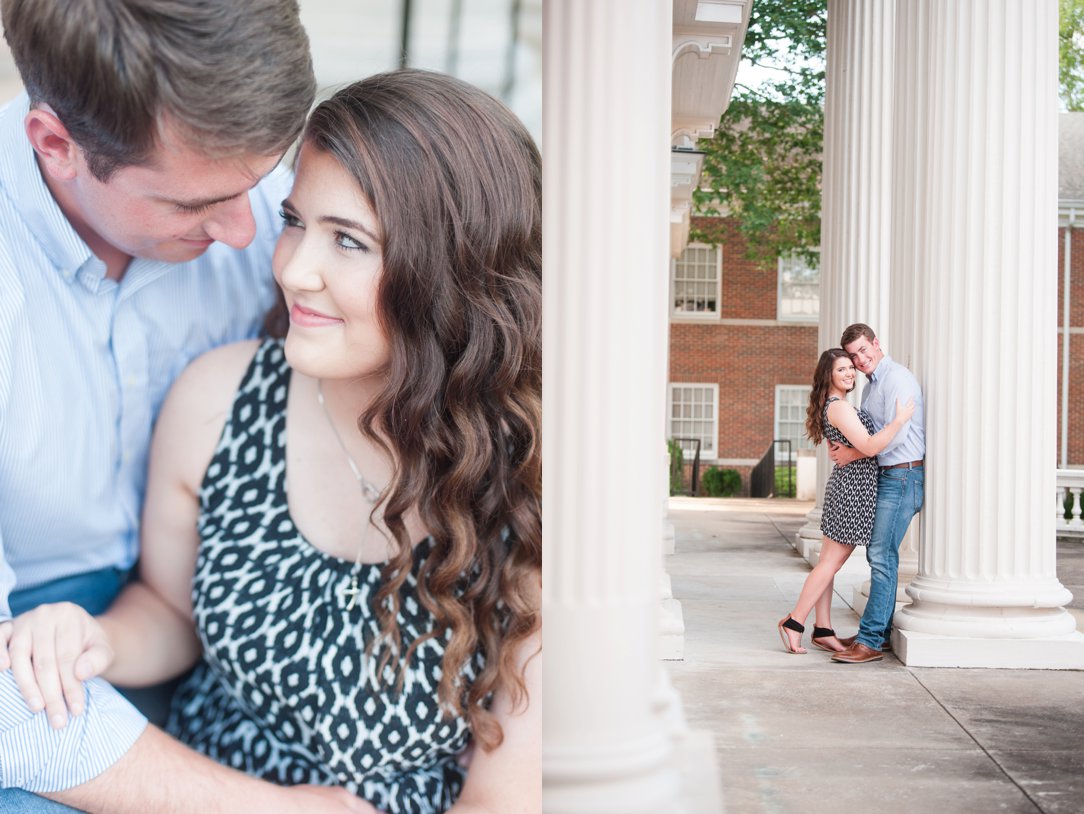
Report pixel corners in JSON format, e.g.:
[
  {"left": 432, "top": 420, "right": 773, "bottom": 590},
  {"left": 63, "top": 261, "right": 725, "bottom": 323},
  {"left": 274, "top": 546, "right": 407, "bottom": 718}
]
[
  {"left": 813, "top": 574, "right": 835, "bottom": 629},
  {"left": 779, "top": 537, "right": 854, "bottom": 651}
]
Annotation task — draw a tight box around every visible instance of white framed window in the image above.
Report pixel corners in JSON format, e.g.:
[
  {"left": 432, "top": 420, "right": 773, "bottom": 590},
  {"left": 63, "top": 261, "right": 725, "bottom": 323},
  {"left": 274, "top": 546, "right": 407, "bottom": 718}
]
[
  {"left": 668, "top": 383, "right": 719, "bottom": 460},
  {"left": 774, "top": 385, "right": 813, "bottom": 458},
  {"left": 672, "top": 243, "right": 721, "bottom": 317},
  {"left": 777, "top": 252, "right": 819, "bottom": 321}
]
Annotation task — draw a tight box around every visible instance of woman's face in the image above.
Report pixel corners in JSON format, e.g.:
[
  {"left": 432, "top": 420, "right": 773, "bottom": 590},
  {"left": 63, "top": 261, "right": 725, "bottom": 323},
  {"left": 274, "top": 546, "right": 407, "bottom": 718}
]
[
  {"left": 273, "top": 142, "right": 390, "bottom": 383},
  {"left": 830, "top": 356, "right": 856, "bottom": 393}
]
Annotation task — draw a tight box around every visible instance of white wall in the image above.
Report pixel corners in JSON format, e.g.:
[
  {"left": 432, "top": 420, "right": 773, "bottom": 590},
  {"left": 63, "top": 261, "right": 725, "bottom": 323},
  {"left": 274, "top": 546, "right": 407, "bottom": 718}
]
[{"left": 0, "top": 0, "right": 541, "bottom": 141}]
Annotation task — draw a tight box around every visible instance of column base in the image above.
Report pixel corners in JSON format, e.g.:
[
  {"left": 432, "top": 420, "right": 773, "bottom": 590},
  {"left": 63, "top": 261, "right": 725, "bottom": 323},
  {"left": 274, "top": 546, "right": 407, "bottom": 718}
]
[
  {"left": 543, "top": 734, "right": 681, "bottom": 814},
  {"left": 660, "top": 597, "right": 686, "bottom": 660},
  {"left": 894, "top": 628, "right": 1084, "bottom": 669},
  {"left": 796, "top": 508, "right": 822, "bottom": 554},
  {"left": 673, "top": 729, "right": 724, "bottom": 813}
]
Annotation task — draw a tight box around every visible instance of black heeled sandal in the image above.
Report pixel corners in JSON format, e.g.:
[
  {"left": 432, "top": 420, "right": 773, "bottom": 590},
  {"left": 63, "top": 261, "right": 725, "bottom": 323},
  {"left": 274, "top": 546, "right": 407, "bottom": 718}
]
[
  {"left": 810, "top": 626, "right": 844, "bottom": 652},
  {"left": 777, "top": 615, "right": 806, "bottom": 654}
]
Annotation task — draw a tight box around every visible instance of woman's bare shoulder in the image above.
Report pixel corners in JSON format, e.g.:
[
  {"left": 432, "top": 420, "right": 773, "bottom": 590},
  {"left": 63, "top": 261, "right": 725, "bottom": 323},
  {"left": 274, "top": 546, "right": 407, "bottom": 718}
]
[
  {"left": 174, "top": 340, "right": 262, "bottom": 393},
  {"left": 151, "top": 340, "right": 263, "bottom": 478},
  {"left": 826, "top": 397, "right": 856, "bottom": 416}
]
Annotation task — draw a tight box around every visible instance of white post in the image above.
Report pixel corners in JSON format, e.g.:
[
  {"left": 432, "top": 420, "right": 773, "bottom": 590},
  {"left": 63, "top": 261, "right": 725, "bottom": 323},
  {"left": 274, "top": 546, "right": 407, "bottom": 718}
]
[
  {"left": 812, "top": 0, "right": 895, "bottom": 589},
  {"left": 796, "top": 452, "right": 828, "bottom": 559},
  {"left": 542, "top": 0, "right": 687, "bottom": 810},
  {"left": 893, "top": 0, "right": 1084, "bottom": 668}
]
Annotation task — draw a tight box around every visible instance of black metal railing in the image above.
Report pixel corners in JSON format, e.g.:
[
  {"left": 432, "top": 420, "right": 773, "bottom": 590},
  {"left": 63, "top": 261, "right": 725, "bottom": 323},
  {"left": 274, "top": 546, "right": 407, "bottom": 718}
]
[{"left": 751, "top": 439, "right": 794, "bottom": 498}]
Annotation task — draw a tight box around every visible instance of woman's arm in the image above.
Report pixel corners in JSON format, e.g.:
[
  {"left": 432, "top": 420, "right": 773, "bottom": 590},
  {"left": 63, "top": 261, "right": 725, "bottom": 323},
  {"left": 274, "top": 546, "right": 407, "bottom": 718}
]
[
  {"left": 451, "top": 581, "right": 541, "bottom": 814},
  {"left": 826, "top": 397, "right": 915, "bottom": 459}
]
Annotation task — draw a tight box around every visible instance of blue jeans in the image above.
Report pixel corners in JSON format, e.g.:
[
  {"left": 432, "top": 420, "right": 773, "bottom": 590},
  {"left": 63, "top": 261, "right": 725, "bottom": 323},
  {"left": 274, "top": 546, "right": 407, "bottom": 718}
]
[
  {"left": 8, "top": 567, "right": 129, "bottom": 618},
  {"left": 856, "top": 466, "right": 925, "bottom": 649},
  {"left": 0, "top": 789, "right": 80, "bottom": 813}
]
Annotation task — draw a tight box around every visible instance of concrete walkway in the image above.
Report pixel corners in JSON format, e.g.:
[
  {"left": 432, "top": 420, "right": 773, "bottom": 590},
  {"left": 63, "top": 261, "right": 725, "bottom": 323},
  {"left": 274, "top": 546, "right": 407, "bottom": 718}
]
[{"left": 667, "top": 497, "right": 1084, "bottom": 814}]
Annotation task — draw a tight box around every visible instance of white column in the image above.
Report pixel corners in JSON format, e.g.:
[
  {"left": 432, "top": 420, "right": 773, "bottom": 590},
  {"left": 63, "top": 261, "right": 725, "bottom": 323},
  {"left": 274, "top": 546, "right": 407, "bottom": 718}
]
[
  {"left": 893, "top": 0, "right": 1084, "bottom": 668},
  {"left": 875, "top": 0, "right": 930, "bottom": 615},
  {"left": 542, "top": 1, "right": 688, "bottom": 811},
  {"left": 812, "top": 0, "right": 894, "bottom": 588}
]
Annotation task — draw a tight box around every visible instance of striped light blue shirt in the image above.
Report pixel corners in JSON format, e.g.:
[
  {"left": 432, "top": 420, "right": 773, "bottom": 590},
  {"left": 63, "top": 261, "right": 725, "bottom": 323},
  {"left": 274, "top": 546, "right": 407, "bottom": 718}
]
[
  {"left": 0, "top": 672, "right": 147, "bottom": 792},
  {"left": 0, "top": 92, "right": 286, "bottom": 792},
  {"left": 0, "top": 93, "right": 286, "bottom": 617},
  {"left": 860, "top": 354, "right": 927, "bottom": 466}
]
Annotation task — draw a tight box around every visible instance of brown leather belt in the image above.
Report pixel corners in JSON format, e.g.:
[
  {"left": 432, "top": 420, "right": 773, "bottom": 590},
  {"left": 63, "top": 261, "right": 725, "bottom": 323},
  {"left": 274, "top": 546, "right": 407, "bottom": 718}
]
[{"left": 881, "top": 460, "right": 924, "bottom": 470}]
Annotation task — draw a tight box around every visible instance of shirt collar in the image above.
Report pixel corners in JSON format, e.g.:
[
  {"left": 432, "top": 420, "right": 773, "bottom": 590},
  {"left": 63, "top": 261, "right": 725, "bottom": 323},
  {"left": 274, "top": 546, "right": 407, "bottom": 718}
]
[
  {"left": 868, "top": 353, "right": 895, "bottom": 383},
  {"left": 0, "top": 93, "right": 95, "bottom": 283}
]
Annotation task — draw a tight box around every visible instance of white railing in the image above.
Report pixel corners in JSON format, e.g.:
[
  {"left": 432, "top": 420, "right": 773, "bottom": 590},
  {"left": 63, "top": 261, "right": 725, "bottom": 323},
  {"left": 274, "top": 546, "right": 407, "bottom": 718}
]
[{"left": 1057, "top": 469, "right": 1084, "bottom": 538}]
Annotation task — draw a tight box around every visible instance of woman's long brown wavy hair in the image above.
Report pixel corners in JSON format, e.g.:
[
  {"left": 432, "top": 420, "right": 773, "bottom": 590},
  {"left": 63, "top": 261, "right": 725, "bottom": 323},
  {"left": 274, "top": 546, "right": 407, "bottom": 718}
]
[
  {"left": 805, "top": 348, "right": 851, "bottom": 445},
  {"left": 266, "top": 70, "right": 541, "bottom": 749}
]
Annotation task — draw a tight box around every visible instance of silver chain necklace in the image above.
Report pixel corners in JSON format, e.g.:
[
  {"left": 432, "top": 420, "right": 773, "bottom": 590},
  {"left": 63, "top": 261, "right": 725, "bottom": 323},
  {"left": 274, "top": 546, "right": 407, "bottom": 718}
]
[{"left": 316, "top": 379, "right": 382, "bottom": 610}]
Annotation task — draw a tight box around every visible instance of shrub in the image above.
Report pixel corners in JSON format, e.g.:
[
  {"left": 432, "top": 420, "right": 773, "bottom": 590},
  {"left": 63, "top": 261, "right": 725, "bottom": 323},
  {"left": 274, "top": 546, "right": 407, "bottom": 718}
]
[
  {"left": 719, "top": 468, "right": 741, "bottom": 496},
  {"left": 702, "top": 466, "right": 741, "bottom": 497}
]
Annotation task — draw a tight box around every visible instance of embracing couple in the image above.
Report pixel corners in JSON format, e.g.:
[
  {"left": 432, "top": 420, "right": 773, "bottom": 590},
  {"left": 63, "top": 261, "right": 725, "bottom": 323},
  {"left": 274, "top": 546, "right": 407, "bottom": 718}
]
[
  {"left": 778, "top": 323, "right": 926, "bottom": 663},
  {"left": 0, "top": 1, "right": 539, "bottom": 812}
]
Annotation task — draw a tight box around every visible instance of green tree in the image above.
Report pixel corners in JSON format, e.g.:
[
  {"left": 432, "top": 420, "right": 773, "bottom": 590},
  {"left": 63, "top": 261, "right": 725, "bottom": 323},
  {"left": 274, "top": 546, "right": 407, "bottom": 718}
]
[
  {"left": 695, "top": 0, "right": 1084, "bottom": 265},
  {"left": 1062, "top": 0, "right": 1084, "bottom": 110},
  {"left": 692, "top": 0, "right": 826, "bottom": 267}
]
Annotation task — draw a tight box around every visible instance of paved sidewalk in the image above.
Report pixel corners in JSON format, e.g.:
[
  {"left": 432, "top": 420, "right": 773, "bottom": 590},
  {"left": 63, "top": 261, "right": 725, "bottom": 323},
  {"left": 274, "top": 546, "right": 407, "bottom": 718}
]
[{"left": 667, "top": 497, "right": 1084, "bottom": 814}]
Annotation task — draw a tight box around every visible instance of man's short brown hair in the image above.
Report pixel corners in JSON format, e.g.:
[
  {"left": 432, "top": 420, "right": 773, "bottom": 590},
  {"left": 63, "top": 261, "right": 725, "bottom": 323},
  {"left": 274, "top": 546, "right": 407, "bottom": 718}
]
[
  {"left": 1, "top": 0, "right": 315, "bottom": 179},
  {"left": 840, "top": 322, "right": 877, "bottom": 348}
]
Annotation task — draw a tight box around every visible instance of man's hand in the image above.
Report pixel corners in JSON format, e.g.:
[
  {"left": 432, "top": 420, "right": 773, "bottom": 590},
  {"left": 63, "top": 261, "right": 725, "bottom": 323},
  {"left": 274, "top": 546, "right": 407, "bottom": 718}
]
[
  {"left": 0, "top": 602, "right": 114, "bottom": 728},
  {"left": 828, "top": 441, "right": 864, "bottom": 468}
]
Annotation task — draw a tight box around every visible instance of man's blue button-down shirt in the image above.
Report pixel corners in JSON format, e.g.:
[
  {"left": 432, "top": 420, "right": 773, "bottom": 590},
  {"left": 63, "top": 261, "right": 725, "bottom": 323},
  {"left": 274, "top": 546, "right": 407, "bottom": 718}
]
[
  {"left": 0, "top": 92, "right": 286, "bottom": 615},
  {"left": 860, "top": 354, "right": 926, "bottom": 466},
  {"left": 0, "top": 92, "right": 288, "bottom": 790}
]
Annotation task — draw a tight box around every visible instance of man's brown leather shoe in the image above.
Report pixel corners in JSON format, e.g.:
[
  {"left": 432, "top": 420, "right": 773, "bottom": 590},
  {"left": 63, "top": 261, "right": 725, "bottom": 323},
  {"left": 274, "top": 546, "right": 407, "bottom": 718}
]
[
  {"left": 837, "top": 634, "right": 891, "bottom": 652},
  {"left": 831, "top": 642, "right": 884, "bottom": 663}
]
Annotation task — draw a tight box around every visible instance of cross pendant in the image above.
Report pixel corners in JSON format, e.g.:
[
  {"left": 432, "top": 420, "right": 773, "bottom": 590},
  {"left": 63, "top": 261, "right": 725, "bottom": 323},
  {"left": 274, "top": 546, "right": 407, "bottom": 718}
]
[{"left": 343, "top": 574, "right": 361, "bottom": 610}]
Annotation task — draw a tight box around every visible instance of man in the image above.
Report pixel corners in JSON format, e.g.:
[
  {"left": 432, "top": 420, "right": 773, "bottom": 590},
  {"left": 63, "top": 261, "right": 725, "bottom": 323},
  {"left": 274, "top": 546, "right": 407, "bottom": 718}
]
[
  {"left": 0, "top": 1, "right": 365, "bottom": 811},
  {"left": 830, "top": 323, "right": 926, "bottom": 665}
]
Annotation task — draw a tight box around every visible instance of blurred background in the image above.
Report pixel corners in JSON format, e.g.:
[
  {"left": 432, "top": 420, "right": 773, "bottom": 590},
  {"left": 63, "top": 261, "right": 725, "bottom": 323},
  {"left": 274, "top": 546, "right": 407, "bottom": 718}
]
[{"left": 0, "top": 0, "right": 542, "bottom": 143}]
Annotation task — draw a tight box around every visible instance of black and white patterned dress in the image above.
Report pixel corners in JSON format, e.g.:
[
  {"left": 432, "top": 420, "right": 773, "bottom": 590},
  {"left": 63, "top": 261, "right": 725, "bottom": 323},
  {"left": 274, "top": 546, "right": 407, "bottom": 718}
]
[
  {"left": 819, "top": 396, "right": 879, "bottom": 546},
  {"left": 166, "top": 339, "right": 482, "bottom": 814}
]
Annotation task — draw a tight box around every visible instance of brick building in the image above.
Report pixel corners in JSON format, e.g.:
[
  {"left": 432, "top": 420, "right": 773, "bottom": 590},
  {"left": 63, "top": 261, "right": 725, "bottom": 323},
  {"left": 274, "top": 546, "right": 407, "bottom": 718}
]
[
  {"left": 670, "top": 114, "right": 1084, "bottom": 494},
  {"left": 1058, "top": 113, "right": 1084, "bottom": 471},
  {"left": 667, "top": 217, "right": 819, "bottom": 494}
]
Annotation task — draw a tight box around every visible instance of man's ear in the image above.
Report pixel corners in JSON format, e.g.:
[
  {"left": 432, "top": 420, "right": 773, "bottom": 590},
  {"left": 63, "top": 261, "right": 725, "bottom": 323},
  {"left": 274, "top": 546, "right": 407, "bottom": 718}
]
[{"left": 24, "top": 105, "right": 80, "bottom": 181}]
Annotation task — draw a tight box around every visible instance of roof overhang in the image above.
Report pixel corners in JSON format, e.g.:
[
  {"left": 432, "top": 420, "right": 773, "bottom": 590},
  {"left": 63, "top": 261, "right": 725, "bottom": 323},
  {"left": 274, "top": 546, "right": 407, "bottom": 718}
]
[{"left": 670, "top": 0, "right": 750, "bottom": 257}]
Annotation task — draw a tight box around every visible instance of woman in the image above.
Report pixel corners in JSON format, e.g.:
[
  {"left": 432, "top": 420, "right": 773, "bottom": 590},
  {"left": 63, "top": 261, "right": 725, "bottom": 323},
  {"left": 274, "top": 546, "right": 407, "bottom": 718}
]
[
  {"left": 777, "top": 348, "right": 913, "bottom": 655},
  {"left": 2, "top": 70, "right": 540, "bottom": 813}
]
